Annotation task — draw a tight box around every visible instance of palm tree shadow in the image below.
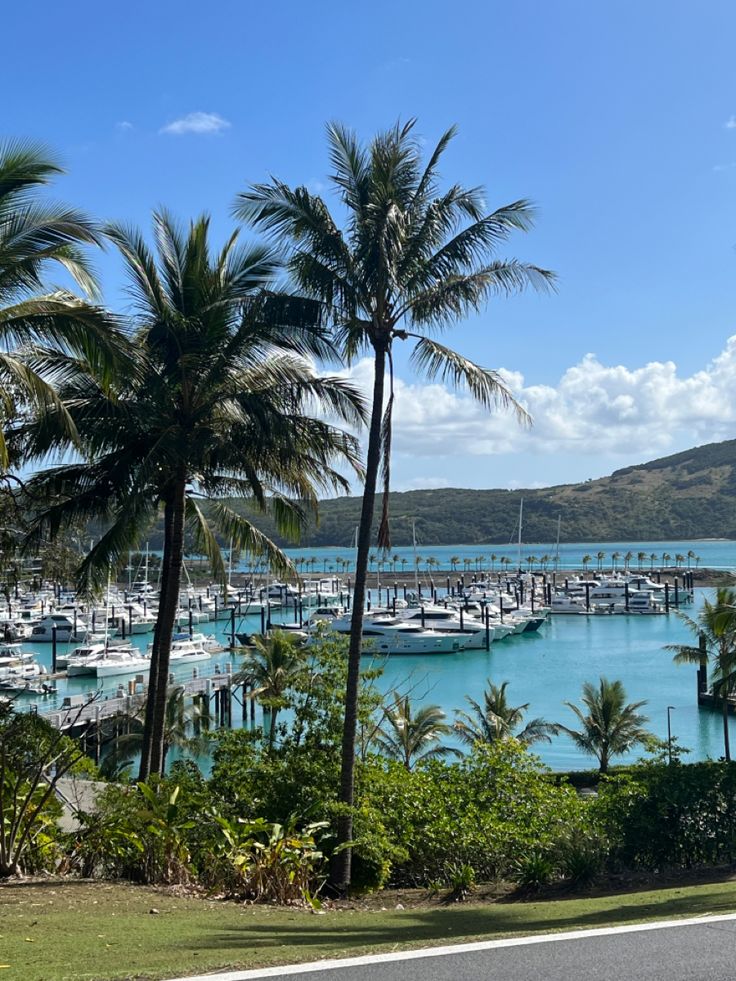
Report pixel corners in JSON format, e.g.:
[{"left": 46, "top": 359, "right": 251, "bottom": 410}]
[{"left": 183, "top": 886, "right": 736, "bottom": 952}]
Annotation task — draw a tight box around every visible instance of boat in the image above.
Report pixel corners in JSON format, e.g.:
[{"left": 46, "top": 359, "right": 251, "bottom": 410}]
[
  {"left": 28, "top": 614, "right": 91, "bottom": 643},
  {"left": 317, "top": 613, "right": 472, "bottom": 654},
  {"left": 66, "top": 644, "right": 148, "bottom": 678},
  {"left": 390, "top": 605, "right": 492, "bottom": 649},
  {"left": 549, "top": 595, "right": 588, "bottom": 615}
]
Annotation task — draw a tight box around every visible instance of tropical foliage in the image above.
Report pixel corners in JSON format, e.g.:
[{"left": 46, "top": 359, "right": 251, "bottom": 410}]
[
  {"left": 556, "top": 677, "right": 652, "bottom": 774},
  {"left": 235, "top": 118, "right": 552, "bottom": 888},
  {"left": 454, "top": 680, "right": 557, "bottom": 748},
  {"left": 668, "top": 587, "right": 736, "bottom": 761},
  {"left": 19, "top": 211, "right": 365, "bottom": 780}
]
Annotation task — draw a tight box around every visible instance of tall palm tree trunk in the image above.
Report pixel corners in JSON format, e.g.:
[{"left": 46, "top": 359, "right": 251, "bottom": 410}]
[
  {"left": 723, "top": 692, "right": 731, "bottom": 763},
  {"left": 332, "top": 345, "right": 386, "bottom": 894},
  {"left": 139, "top": 502, "right": 174, "bottom": 780},
  {"left": 149, "top": 473, "right": 187, "bottom": 777}
]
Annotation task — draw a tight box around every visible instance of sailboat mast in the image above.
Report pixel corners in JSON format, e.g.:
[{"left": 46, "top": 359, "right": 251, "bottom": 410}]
[
  {"left": 412, "top": 518, "right": 419, "bottom": 593},
  {"left": 517, "top": 498, "right": 523, "bottom": 571},
  {"left": 555, "top": 515, "right": 561, "bottom": 571}
]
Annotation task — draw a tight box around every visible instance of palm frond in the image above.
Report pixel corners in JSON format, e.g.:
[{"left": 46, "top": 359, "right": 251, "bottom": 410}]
[{"left": 408, "top": 336, "right": 531, "bottom": 422}]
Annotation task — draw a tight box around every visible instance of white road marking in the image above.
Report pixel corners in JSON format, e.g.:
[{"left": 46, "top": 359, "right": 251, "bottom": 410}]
[{"left": 165, "top": 911, "right": 736, "bottom": 981}]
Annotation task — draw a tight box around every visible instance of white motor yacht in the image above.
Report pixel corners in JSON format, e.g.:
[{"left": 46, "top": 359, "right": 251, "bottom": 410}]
[
  {"left": 318, "top": 613, "right": 471, "bottom": 655},
  {"left": 390, "top": 605, "right": 492, "bottom": 649},
  {"left": 28, "top": 614, "right": 91, "bottom": 643}
]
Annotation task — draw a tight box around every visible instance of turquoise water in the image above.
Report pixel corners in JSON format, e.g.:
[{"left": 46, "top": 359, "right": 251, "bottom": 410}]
[{"left": 17, "top": 585, "right": 733, "bottom": 771}]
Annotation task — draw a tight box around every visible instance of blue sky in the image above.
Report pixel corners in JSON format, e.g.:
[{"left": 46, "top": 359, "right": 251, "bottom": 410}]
[{"left": 7, "top": 0, "right": 736, "bottom": 491}]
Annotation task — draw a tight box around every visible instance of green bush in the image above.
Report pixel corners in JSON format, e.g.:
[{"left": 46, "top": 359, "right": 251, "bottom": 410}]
[
  {"left": 593, "top": 761, "right": 736, "bottom": 870},
  {"left": 359, "top": 740, "right": 587, "bottom": 886}
]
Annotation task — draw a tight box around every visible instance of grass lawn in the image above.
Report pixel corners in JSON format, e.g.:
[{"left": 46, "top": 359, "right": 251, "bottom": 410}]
[{"left": 2, "top": 877, "right": 736, "bottom": 981}]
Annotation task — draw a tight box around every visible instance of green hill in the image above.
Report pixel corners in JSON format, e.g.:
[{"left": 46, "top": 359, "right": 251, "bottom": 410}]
[{"left": 212, "top": 437, "right": 736, "bottom": 547}]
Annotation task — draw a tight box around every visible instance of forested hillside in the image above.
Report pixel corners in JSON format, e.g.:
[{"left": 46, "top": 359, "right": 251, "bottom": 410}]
[{"left": 143, "top": 439, "right": 736, "bottom": 549}]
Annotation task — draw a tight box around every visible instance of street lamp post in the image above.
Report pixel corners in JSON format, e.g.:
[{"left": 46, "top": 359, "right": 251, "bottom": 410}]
[{"left": 667, "top": 705, "right": 675, "bottom": 764}]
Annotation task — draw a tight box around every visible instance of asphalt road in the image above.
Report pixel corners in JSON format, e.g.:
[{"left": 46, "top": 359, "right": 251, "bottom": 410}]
[{"left": 169, "top": 916, "right": 736, "bottom": 981}]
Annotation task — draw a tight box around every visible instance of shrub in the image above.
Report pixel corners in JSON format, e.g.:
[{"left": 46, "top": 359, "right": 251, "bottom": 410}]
[
  {"left": 513, "top": 849, "right": 555, "bottom": 889},
  {"left": 359, "top": 740, "right": 587, "bottom": 886},
  {"left": 593, "top": 761, "right": 736, "bottom": 870}
]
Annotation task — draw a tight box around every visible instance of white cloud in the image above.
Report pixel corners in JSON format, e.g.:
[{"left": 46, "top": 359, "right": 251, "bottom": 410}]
[
  {"left": 339, "top": 336, "right": 736, "bottom": 468},
  {"left": 159, "top": 111, "right": 231, "bottom": 136},
  {"left": 725, "top": 116, "right": 736, "bottom": 129},
  {"left": 116, "top": 121, "right": 133, "bottom": 132},
  {"left": 402, "top": 476, "right": 451, "bottom": 490}
]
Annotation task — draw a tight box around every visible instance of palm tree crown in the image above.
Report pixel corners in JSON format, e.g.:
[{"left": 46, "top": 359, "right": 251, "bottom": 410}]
[
  {"left": 454, "top": 680, "right": 556, "bottom": 748},
  {"left": 0, "top": 140, "right": 122, "bottom": 468},
  {"left": 557, "top": 677, "right": 651, "bottom": 774},
  {"left": 236, "top": 630, "right": 306, "bottom": 747},
  {"left": 372, "top": 692, "right": 459, "bottom": 771}
]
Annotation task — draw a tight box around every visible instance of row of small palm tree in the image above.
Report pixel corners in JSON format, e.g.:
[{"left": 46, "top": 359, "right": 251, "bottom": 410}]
[{"left": 375, "top": 676, "right": 651, "bottom": 774}]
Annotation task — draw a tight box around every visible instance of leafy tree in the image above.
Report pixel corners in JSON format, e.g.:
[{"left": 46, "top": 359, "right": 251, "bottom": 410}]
[
  {"left": 22, "top": 211, "right": 364, "bottom": 780},
  {"left": 668, "top": 587, "right": 736, "bottom": 761},
  {"left": 581, "top": 554, "right": 592, "bottom": 573},
  {"left": 0, "top": 700, "right": 97, "bottom": 876},
  {"left": 236, "top": 119, "right": 551, "bottom": 890},
  {"left": 454, "top": 680, "right": 556, "bottom": 748},
  {"left": 557, "top": 677, "right": 651, "bottom": 774},
  {"left": 372, "top": 693, "right": 460, "bottom": 771}
]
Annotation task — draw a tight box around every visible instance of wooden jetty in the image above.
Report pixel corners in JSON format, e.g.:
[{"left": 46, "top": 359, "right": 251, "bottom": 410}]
[{"left": 32, "top": 665, "right": 248, "bottom": 732}]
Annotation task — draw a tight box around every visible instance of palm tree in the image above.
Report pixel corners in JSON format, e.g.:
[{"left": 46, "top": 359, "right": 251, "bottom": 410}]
[
  {"left": 236, "top": 631, "right": 306, "bottom": 747},
  {"left": 454, "top": 680, "right": 556, "bottom": 748},
  {"left": 637, "top": 551, "right": 647, "bottom": 572},
  {"left": 687, "top": 550, "right": 696, "bottom": 570},
  {"left": 581, "top": 554, "right": 592, "bottom": 574},
  {"left": 675, "top": 553, "right": 685, "bottom": 570},
  {"left": 611, "top": 551, "right": 621, "bottom": 572},
  {"left": 450, "top": 555, "right": 460, "bottom": 573},
  {"left": 100, "top": 685, "right": 210, "bottom": 778},
  {"left": 0, "top": 140, "right": 122, "bottom": 464},
  {"left": 624, "top": 551, "right": 633, "bottom": 572},
  {"left": 22, "top": 212, "right": 364, "bottom": 780},
  {"left": 372, "top": 692, "right": 459, "bottom": 770},
  {"left": 596, "top": 551, "right": 605, "bottom": 572},
  {"left": 557, "top": 677, "right": 651, "bottom": 774},
  {"left": 662, "top": 552, "right": 671, "bottom": 569},
  {"left": 540, "top": 554, "right": 550, "bottom": 572},
  {"left": 235, "top": 120, "right": 552, "bottom": 890},
  {"left": 650, "top": 552, "right": 658, "bottom": 572},
  {"left": 526, "top": 555, "right": 537, "bottom": 572},
  {"left": 490, "top": 553, "right": 497, "bottom": 573},
  {"left": 392, "top": 553, "right": 400, "bottom": 573},
  {"left": 667, "top": 587, "right": 736, "bottom": 761},
  {"left": 400, "top": 557, "right": 408, "bottom": 574}
]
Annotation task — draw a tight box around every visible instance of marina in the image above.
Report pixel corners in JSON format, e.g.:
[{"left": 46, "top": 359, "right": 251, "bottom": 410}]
[{"left": 3, "top": 542, "right": 731, "bottom": 771}]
